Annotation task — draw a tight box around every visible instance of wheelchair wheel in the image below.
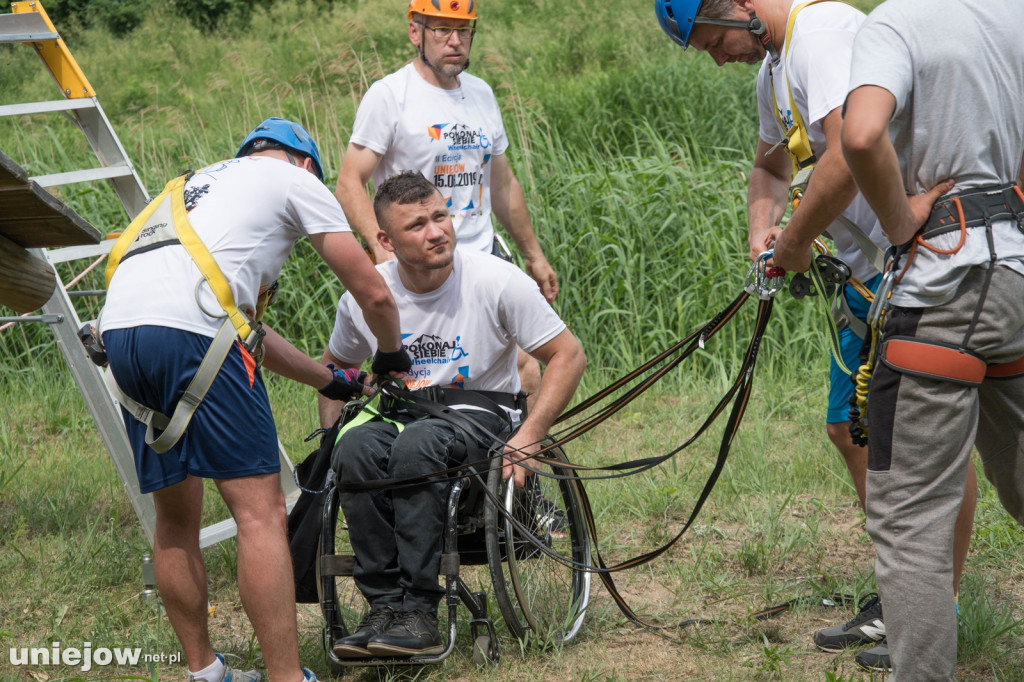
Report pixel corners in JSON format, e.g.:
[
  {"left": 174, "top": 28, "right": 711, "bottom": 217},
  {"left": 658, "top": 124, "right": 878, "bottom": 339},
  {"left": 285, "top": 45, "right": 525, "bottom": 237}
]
[
  {"left": 317, "top": 485, "right": 369, "bottom": 675},
  {"left": 484, "top": 442, "right": 592, "bottom": 645}
]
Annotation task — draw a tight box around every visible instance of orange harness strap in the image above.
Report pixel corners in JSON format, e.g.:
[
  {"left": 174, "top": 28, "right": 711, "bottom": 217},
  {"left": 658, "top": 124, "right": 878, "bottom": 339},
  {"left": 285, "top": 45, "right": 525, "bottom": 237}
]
[
  {"left": 881, "top": 337, "right": 1024, "bottom": 385},
  {"left": 986, "top": 353, "right": 1024, "bottom": 379}
]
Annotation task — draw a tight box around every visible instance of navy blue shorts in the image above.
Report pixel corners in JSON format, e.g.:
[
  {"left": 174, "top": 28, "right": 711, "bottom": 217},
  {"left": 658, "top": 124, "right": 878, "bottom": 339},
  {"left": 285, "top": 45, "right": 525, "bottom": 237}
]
[{"left": 103, "top": 326, "right": 280, "bottom": 493}]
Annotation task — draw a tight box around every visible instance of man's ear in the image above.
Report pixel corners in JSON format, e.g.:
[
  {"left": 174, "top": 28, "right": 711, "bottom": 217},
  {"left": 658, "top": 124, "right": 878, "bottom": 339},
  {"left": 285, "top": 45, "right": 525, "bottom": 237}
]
[
  {"left": 377, "top": 229, "right": 395, "bottom": 252},
  {"left": 408, "top": 19, "right": 422, "bottom": 48}
]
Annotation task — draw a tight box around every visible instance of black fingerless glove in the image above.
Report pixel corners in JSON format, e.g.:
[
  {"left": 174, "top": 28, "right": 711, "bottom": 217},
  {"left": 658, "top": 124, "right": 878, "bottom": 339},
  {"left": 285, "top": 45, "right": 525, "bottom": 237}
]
[{"left": 371, "top": 346, "right": 412, "bottom": 376}]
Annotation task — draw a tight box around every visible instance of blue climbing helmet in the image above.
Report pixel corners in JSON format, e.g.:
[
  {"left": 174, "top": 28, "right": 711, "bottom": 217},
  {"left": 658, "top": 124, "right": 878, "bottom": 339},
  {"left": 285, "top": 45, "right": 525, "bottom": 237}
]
[
  {"left": 236, "top": 117, "right": 325, "bottom": 182},
  {"left": 655, "top": 0, "right": 757, "bottom": 50},
  {"left": 655, "top": 0, "right": 704, "bottom": 48}
]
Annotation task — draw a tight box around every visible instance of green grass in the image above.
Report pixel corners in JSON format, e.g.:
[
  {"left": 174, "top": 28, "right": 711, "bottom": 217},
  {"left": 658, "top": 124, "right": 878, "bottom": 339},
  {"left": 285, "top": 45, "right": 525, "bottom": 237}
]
[{"left": 3, "top": 0, "right": 1023, "bottom": 680}]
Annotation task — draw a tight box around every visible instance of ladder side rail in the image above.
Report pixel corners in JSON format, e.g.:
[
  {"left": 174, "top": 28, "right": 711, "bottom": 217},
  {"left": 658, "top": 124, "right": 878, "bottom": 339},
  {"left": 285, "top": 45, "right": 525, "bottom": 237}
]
[
  {"left": 35, "top": 261, "right": 157, "bottom": 544},
  {"left": 6, "top": 1, "right": 300, "bottom": 554},
  {"left": 72, "top": 101, "right": 150, "bottom": 218}
]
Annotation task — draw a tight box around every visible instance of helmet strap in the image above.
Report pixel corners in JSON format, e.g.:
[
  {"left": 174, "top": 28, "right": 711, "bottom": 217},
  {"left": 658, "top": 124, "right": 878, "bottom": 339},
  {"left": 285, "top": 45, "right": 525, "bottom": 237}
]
[
  {"left": 746, "top": 12, "right": 778, "bottom": 62},
  {"left": 693, "top": 11, "right": 778, "bottom": 61}
]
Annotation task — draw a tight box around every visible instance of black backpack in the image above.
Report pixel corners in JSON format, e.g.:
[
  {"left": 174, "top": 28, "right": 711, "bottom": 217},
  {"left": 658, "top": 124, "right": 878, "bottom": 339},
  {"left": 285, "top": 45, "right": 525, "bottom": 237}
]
[{"left": 287, "top": 414, "right": 342, "bottom": 603}]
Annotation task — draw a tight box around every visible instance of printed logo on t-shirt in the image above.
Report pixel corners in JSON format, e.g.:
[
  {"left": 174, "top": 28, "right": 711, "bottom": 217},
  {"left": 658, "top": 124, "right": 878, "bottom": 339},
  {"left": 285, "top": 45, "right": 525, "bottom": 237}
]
[
  {"left": 426, "top": 124, "right": 491, "bottom": 221},
  {"left": 778, "top": 106, "right": 795, "bottom": 131},
  {"left": 402, "top": 332, "right": 470, "bottom": 389}
]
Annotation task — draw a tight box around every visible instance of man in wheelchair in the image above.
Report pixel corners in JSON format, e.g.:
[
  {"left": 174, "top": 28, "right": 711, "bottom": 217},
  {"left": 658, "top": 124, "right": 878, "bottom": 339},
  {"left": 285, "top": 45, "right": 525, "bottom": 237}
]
[{"left": 316, "top": 171, "right": 586, "bottom": 658}]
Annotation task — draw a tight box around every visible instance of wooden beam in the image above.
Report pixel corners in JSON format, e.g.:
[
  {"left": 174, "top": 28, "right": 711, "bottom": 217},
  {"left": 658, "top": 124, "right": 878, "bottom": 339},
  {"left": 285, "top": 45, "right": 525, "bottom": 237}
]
[
  {"left": 0, "top": 150, "right": 102, "bottom": 248},
  {"left": 0, "top": 234, "right": 56, "bottom": 313}
]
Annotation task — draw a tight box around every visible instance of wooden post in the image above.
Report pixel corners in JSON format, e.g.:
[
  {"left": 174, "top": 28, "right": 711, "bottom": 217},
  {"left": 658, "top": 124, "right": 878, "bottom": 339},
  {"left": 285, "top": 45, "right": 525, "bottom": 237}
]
[{"left": 0, "top": 233, "right": 56, "bottom": 313}]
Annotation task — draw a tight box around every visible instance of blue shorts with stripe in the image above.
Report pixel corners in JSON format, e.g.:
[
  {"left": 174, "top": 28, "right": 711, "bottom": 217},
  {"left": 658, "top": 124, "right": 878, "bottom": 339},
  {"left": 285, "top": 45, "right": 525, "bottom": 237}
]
[
  {"left": 827, "top": 274, "right": 881, "bottom": 424},
  {"left": 103, "top": 325, "right": 280, "bottom": 493}
]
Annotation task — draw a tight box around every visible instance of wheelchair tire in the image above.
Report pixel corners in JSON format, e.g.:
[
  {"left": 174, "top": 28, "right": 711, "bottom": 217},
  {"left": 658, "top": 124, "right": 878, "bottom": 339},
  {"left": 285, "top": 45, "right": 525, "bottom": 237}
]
[{"left": 484, "top": 441, "right": 592, "bottom": 645}]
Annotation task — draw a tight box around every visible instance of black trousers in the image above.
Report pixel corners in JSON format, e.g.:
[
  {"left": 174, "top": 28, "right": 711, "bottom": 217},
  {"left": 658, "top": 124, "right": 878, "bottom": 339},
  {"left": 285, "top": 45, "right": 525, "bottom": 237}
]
[{"left": 332, "top": 411, "right": 508, "bottom": 613}]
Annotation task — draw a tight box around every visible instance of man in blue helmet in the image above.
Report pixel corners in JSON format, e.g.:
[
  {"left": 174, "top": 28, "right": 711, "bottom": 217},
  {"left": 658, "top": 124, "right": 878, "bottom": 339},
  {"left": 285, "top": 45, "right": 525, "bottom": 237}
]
[
  {"left": 99, "top": 117, "right": 411, "bottom": 682},
  {"left": 654, "top": 0, "right": 977, "bottom": 672}
]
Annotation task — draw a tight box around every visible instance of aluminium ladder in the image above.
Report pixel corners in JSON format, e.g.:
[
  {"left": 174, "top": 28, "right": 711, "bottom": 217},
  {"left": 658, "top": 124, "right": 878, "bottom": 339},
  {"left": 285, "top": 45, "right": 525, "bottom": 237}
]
[{"left": 0, "top": 0, "right": 299, "bottom": 550}]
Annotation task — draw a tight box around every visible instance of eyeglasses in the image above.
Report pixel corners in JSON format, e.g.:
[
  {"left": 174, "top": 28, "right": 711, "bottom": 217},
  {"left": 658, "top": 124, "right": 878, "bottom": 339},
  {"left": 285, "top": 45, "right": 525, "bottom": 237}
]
[{"left": 415, "top": 21, "right": 476, "bottom": 41}]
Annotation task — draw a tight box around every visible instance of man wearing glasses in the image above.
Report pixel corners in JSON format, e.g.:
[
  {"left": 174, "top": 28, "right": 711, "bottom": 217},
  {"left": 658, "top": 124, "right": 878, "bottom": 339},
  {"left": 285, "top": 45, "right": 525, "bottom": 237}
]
[{"left": 335, "top": 0, "right": 557, "bottom": 401}]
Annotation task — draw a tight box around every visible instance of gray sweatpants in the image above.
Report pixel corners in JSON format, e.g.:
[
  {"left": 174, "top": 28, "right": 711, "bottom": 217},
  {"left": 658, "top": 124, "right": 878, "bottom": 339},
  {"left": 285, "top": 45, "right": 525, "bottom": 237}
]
[{"left": 867, "top": 264, "right": 1024, "bottom": 681}]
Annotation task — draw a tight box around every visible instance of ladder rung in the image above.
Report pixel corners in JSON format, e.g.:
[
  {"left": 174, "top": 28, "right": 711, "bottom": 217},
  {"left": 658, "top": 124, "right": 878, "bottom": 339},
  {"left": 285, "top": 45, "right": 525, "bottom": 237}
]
[
  {"left": 33, "top": 165, "right": 134, "bottom": 188},
  {"left": 0, "top": 12, "right": 59, "bottom": 44},
  {"left": 0, "top": 99, "right": 97, "bottom": 118}
]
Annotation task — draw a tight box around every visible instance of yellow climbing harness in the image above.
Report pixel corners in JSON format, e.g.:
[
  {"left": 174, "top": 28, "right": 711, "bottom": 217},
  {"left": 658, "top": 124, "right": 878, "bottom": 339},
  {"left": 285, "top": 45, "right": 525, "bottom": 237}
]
[
  {"left": 105, "top": 172, "right": 270, "bottom": 351},
  {"left": 102, "top": 171, "right": 277, "bottom": 452}
]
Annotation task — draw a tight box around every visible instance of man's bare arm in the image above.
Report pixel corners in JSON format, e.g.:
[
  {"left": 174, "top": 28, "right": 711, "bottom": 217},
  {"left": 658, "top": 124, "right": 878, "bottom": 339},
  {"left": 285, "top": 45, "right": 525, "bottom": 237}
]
[
  {"left": 772, "top": 108, "right": 861, "bottom": 272},
  {"left": 502, "top": 329, "right": 586, "bottom": 487},
  {"left": 336, "top": 142, "right": 392, "bottom": 263},
  {"left": 842, "top": 85, "right": 952, "bottom": 245},
  {"left": 748, "top": 138, "right": 792, "bottom": 261},
  {"left": 490, "top": 154, "right": 558, "bottom": 303}
]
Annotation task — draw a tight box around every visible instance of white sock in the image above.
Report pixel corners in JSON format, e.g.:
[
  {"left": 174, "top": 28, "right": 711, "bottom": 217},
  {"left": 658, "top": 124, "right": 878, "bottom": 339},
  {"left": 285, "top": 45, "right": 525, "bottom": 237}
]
[{"left": 189, "top": 654, "right": 226, "bottom": 682}]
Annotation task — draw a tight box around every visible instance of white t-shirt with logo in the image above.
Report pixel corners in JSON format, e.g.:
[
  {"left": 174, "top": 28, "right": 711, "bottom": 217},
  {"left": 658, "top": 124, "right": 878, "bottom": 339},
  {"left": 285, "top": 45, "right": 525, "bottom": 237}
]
[
  {"left": 349, "top": 62, "right": 509, "bottom": 253},
  {"left": 101, "top": 156, "right": 349, "bottom": 337},
  {"left": 755, "top": 0, "right": 888, "bottom": 283},
  {"left": 328, "top": 250, "right": 564, "bottom": 397}
]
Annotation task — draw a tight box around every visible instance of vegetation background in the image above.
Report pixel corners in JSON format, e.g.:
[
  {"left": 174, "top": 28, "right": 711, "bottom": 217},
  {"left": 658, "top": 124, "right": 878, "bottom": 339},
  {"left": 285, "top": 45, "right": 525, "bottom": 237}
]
[{"left": 1, "top": 0, "right": 1022, "bottom": 680}]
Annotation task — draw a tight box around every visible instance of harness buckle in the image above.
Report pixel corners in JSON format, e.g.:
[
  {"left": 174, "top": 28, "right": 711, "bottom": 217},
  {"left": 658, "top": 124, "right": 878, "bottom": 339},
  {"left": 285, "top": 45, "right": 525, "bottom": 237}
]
[{"left": 240, "top": 321, "right": 266, "bottom": 362}]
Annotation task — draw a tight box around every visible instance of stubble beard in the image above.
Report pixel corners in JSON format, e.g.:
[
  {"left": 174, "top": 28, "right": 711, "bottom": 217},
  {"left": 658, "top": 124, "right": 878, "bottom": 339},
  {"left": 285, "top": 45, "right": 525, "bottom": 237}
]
[{"left": 419, "top": 45, "right": 470, "bottom": 80}]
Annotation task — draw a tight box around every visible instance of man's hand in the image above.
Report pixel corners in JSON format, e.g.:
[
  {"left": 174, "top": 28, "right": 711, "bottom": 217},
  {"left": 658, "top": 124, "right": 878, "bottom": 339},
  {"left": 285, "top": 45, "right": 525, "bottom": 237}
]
[
  {"left": 770, "top": 227, "right": 813, "bottom": 273},
  {"left": 371, "top": 346, "right": 412, "bottom": 378},
  {"left": 319, "top": 365, "right": 368, "bottom": 402},
  {"left": 898, "top": 178, "right": 955, "bottom": 244},
  {"left": 525, "top": 256, "right": 558, "bottom": 303},
  {"left": 749, "top": 225, "right": 782, "bottom": 262},
  {"left": 502, "top": 430, "right": 541, "bottom": 488}
]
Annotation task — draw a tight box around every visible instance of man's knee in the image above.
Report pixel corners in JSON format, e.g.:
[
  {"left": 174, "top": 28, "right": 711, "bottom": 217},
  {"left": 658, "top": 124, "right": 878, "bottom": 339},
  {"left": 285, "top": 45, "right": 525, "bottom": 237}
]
[
  {"left": 334, "top": 427, "right": 391, "bottom": 481},
  {"left": 388, "top": 426, "right": 459, "bottom": 480}
]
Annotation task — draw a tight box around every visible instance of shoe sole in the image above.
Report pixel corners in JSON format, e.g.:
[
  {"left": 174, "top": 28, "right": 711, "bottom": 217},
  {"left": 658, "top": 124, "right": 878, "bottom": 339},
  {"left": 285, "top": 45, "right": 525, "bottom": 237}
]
[
  {"left": 855, "top": 660, "right": 892, "bottom": 673},
  {"left": 331, "top": 644, "right": 373, "bottom": 659},
  {"left": 814, "top": 643, "right": 848, "bottom": 654},
  {"left": 365, "top": 643, "right": 445, "bottom": 657}
]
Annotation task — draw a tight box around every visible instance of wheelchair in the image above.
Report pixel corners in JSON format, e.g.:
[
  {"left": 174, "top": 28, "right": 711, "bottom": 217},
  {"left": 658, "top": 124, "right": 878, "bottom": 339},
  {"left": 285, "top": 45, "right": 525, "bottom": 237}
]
[{"left": 315, "top": 430, "right": 593, "bottom": 675}]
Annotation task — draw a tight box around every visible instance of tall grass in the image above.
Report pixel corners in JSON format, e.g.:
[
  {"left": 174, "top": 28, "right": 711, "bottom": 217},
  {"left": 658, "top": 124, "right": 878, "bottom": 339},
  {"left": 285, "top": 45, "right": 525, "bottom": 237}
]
[{"left": 0, "top": 1, "right": 820, "bottom": 384}]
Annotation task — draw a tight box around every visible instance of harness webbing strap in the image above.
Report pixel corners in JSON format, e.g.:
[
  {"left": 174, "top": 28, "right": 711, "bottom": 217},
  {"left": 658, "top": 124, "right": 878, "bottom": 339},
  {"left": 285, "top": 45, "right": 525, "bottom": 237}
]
[
  {"left": 768, "top": 0, "right": 839, "bottom": 174},
  {"left": 986, "top": 354, "right": 1024, "bottom": 379},
  {"left": 102, "top": 173, "right": 273, "bottom": 452},
  {"left": 104, "top": 319, "right": 238, "bottom": 453},
  {"left": 105, "top": 173, "right": 259, "bottom": 345},
  {"left": 879, "top": 337, "right": 1024, "bottom": 384},
  {"left": 880, "top": 337, "right": 986, "bottom": 386}
]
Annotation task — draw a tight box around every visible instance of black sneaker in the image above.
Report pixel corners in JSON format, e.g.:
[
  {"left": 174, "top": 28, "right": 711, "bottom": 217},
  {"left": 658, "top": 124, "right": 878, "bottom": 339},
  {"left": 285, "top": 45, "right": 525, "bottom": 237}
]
[
  {"left": 855, "top": 637, "right": 892, "bottom": 672},
  {"left": 366, "top": 609, "right": 443, "bottom": 656},
  {"left": 813, "top": 593, "right": 885, "bottom": 652},
  {"left": 332, "top": 607, "right": 396, "bottom": 658}
]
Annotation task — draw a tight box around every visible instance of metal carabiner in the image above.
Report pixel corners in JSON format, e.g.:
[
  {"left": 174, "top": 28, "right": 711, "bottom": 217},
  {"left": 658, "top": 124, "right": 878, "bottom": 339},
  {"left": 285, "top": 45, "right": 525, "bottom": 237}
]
[
  {"left": 744, "top": 250, "right": 786, "bottom": 300},
  {"left": 867, "top": 249, "right": 900, "bottom": 326}
]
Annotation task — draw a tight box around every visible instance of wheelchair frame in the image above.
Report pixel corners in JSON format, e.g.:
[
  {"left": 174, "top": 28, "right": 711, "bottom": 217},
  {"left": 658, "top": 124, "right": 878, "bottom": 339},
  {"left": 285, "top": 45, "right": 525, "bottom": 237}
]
[{"left": 316, "top": 442, "right": 592, "bottom": 675}]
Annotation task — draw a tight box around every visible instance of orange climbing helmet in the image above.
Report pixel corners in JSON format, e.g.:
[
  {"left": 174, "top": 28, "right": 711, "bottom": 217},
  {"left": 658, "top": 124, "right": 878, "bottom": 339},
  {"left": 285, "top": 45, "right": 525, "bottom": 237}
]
[{"left": 407, "top": 0, "right": 477, "bottom": 21}]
